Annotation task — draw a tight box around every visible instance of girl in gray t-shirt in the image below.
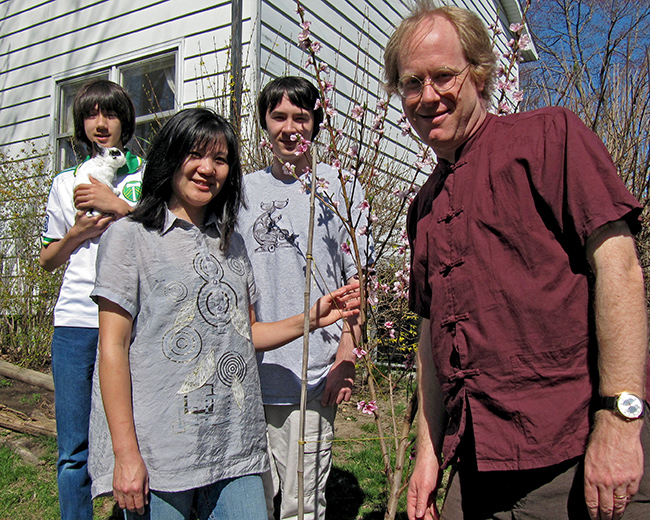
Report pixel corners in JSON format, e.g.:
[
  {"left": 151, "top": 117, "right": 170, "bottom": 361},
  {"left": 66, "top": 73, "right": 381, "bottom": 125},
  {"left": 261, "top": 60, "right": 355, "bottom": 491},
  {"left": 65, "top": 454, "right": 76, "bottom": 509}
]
[{"left": 88, "top": 108, "right": 360, "bottom": 520}]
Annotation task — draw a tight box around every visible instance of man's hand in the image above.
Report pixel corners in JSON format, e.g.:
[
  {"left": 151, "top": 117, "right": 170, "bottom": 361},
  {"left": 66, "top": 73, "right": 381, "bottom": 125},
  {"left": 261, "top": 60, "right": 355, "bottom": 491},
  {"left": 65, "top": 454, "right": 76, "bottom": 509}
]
[
  {"left": 321, "top": 358, "right": 355, "bottom": 406},
  {"left": 407, "top": 452, "right": 441, "bottom": 520},
  {"left": 584, "top": 411, "right": 644, "bottom": 520}
]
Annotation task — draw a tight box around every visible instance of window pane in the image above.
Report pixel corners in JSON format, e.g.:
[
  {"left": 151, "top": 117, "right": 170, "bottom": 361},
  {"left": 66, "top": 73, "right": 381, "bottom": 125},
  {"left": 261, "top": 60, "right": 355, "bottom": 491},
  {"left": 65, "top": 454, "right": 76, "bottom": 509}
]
[
  {"left": 131, "top": 117, "right": 171, "bottom": 157},
  {"left": 122, "top": 54, "right": 176, "bottom": 117},
  {"left": 57, "top": 74, "right": 108, "bottom": 170}
]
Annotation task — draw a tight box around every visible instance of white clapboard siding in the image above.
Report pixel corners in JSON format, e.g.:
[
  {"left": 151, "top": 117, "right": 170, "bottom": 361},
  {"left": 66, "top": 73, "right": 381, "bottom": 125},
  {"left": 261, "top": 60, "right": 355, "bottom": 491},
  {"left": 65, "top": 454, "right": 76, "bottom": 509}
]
[
  {"left": 254, "top": 0, "right": 529, "bottom": 184},
  {"left": 0, "top": 0, "right": 529, "bottom": 167},
  {"left": 0, "top": 0, "right": 246, "bottom": 156}
]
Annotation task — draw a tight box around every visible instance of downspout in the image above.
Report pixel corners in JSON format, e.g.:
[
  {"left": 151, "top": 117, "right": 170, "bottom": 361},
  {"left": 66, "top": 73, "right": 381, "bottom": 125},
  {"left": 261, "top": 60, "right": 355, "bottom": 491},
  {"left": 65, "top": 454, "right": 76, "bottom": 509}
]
[{"left": 230, "top": 0, "right": 243, "bottom": 133}]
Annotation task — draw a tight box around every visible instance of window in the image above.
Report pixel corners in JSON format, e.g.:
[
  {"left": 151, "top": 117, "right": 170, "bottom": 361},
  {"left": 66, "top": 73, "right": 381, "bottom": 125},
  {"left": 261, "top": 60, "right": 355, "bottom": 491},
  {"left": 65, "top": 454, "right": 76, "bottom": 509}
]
[{"left": 55, "top": 52, "right": 176, "bottom": 170}]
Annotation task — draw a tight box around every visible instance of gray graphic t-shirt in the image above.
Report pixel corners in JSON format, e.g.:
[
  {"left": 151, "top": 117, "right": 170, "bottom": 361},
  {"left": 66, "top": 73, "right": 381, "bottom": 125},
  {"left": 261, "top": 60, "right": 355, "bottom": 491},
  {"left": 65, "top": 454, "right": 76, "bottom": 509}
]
[
  {"left": 88, "top": 209, "right": 267, "bottom": 496},
  {"left": 238, "top": 164, "right": 371, "bottom": 405}
]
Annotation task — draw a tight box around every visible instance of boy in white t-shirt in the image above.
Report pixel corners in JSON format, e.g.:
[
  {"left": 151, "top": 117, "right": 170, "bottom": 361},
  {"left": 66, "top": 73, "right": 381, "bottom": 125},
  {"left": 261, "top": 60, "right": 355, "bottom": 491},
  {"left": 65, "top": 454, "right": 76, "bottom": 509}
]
[{"left": 40, "top": 79, "right": 143, "bottom": 520}]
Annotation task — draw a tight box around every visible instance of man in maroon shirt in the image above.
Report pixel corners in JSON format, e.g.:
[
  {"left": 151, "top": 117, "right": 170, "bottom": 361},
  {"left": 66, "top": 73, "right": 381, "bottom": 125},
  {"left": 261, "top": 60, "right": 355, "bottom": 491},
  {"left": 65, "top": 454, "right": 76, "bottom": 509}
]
[{"left": 384, "top": 3, "right": 649, "bottom": 520}]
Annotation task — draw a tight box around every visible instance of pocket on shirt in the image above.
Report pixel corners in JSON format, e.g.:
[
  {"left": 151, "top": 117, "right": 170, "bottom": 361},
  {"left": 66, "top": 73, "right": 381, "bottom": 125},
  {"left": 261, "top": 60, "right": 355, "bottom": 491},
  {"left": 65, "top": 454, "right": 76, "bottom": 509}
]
[{"left": 510, "top": 339, "right": 592, "bottom": 446}]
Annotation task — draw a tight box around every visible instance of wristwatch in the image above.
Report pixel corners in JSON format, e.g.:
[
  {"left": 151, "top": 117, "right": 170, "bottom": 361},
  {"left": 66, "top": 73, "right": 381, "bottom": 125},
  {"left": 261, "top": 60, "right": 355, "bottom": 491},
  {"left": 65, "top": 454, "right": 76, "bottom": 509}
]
[{"left": 599, "top": 392, "right": 646, "bottom": 421}]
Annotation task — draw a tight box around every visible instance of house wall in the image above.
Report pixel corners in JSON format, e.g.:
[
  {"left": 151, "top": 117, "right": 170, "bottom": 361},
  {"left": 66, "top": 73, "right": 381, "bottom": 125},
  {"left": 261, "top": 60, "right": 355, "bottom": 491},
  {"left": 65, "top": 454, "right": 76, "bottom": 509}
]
[
  {"left": 0, "top": 0, "right": 528, "bottom": 163},
  {"left": 0, "top": 0, "right": 249, "bottom": 159}
]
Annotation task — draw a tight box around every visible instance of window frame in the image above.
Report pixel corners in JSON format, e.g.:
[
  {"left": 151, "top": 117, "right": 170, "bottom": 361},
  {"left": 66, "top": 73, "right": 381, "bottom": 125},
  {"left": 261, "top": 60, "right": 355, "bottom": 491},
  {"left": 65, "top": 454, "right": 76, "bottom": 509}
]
[{"left": 52, "top": 44, "right": 182, "bottom": 171}]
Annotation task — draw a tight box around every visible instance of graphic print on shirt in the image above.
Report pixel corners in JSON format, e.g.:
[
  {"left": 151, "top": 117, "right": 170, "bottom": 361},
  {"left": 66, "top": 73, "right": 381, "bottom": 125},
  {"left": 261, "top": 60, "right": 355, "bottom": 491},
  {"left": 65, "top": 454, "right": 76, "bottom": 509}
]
[
  {"left": 252, "top": 199, "right": 298, "bottom": 252},
  {"left": 163, "top": 252, "right": 251, "bottom": 426},
  {"left": 194, "top": 252, "right": 237, "bottom": 333}
]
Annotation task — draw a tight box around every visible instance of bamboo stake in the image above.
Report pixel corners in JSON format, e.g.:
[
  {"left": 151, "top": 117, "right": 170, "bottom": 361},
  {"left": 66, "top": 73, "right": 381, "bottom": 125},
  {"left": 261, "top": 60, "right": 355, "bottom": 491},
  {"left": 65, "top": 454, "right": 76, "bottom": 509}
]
[{"left": 297, "top": 149, "right": 318, "bottom": 520}]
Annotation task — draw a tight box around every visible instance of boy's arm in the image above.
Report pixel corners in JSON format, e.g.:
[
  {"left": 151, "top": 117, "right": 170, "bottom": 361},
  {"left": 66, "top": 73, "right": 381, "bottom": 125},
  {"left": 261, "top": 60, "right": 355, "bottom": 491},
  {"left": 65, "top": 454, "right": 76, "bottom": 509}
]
[{"left": 39, "top": 211, "right": 114, "bottom": 271}]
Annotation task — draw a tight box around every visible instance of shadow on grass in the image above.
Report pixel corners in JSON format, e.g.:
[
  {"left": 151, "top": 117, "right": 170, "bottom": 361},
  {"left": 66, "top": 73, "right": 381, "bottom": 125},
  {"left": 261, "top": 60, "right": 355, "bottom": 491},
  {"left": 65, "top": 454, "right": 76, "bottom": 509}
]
[
  {"left": 325, "top": 465, "right": 409, "bottom": 520},
  {"left": 326, "top": 466, "right": 365, "bottom": 519}
]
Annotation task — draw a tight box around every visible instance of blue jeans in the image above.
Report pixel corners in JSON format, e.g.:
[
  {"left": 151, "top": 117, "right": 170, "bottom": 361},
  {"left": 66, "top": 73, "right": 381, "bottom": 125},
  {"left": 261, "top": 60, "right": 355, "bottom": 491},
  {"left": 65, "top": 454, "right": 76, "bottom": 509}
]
[
  {"left": 125, "top": 475, "right": 267, "bottom": 520},
  {"left": 51, "top": 326, "right": 98, "bottom": 520}
]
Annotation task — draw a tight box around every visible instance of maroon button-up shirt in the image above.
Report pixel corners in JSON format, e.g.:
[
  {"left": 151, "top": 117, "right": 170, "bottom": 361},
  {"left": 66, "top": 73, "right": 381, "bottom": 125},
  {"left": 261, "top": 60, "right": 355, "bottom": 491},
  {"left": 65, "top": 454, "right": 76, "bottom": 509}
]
[{"left": 408, "top": 108, "right": 643, "bottom": 471}]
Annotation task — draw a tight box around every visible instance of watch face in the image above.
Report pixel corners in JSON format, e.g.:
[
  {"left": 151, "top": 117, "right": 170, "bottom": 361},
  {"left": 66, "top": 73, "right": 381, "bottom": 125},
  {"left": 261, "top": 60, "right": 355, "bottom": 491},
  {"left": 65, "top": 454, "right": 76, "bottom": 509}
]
[{"left": 617, "top": 392, "right": 645, "bottom": 419}]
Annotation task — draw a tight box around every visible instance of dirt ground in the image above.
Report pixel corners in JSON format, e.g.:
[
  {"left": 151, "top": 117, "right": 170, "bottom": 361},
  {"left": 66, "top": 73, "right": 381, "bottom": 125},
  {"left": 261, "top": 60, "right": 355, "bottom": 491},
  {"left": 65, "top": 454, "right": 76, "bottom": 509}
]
[
  {"left": 0, "top": 371, "right": 373, "bottom": 442},
  {"left": 0, "top": 372, "right": 389, "bottom": 519},
  {"left": 0, "top": 375, "right": 55, "bottom": 421}
]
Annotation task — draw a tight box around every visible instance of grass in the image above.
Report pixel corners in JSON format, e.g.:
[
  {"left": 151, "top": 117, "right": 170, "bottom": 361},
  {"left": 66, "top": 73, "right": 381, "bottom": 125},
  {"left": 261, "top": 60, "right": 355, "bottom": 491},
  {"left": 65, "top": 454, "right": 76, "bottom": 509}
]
[
  {"left": 0, "top": 434, "right": 59, "bottom": 519},
  {"left": 0, "top": 432, "right": 121, "bottom": 519},
  {"left": 327, "top": 420, "right": 412, "bottom": 520},
  {"left": 0, "top": 410, "right": 416, "bottom": 520}
]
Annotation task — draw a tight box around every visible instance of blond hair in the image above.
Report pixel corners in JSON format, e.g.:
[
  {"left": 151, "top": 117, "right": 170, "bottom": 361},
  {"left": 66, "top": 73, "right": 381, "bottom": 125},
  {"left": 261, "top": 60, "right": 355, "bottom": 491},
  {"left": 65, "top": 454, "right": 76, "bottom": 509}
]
[{"left": 384, "top": 1, "right": 496, "bottom": 102}]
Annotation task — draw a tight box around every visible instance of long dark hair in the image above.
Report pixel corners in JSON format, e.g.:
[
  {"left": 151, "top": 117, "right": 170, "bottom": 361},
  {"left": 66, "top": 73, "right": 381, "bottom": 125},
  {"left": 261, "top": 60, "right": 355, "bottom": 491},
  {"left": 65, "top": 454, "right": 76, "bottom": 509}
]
[{"left": 129, "top": 108, "right": 244, "bottom": 249}]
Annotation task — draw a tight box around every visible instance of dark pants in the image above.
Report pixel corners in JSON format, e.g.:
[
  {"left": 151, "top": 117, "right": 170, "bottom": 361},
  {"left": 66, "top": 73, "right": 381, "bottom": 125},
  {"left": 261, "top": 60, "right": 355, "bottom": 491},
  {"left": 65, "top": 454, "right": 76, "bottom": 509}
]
[{"left": 441, "top": 421, "right": 650, "bottom": 520}]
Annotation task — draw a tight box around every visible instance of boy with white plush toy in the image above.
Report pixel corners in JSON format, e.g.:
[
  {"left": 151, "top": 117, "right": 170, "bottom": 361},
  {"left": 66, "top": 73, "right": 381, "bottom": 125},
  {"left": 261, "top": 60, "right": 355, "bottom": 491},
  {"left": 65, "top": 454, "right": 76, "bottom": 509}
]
[{"left": 40, "top": 79, "right": 143, "bottom": 520}]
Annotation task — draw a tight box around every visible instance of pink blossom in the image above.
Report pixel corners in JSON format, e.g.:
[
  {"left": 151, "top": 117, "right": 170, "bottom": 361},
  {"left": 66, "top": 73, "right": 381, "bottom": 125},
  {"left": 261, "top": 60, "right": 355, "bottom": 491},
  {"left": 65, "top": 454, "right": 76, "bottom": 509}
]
[
  {"left": 346, "top": 145, "right": 358, "bottom": 158},
  {"left": 332, "top": 159, "right": 342, "bottom": 169},
  {"left": 283, "top": 162, "right": 296, "bottom": 176},
  {"left": 357, "top": 400, "right": 378, "bottom": 415},
  {"left": 509, "top": 22, "right": 524, "bottom": 33},
  {"left": 358, "top": 200, "right": 370, "bottom": 211},
  {"left": 384, "top": 321, "right": 394, "bottom": 328},
  {"left": 357, "top": 225, "right": 368, "bottom": 236},
  {"left": 351, "top": 105, "right": 365, "bottom": 121},
  {"left": 400, "top": 119, "right": 411, "bottom": 136},
  {"left": 519, "top": 34, "right": 532, "bottom": 51},
  {"left": 352, "top": 347, "right": 367, "bottom": 358},
  {"left": 489, "top": 22, "right": 503, "bottom": 35},
  {"left": 499, "top": 102, "right": 512, "bottom": 114},
  {"left": 311, "top": 41, "right": 322, "bottom": 54},
  {"left": 341, "top": 243, "right": 351, "bottom": 255},
  {"left": 314, "top": 99, "right": 321, "bottom": 110}
]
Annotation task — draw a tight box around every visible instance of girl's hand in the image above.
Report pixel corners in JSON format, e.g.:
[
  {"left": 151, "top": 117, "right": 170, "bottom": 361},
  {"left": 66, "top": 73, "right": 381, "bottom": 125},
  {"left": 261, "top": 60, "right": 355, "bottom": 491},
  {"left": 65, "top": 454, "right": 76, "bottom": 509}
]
[
  {"left": 310, "top": 280, "right": 361, "bottom": 330},
  {"left": 113, "top": 452, "right": 149, "bottom": 515}
]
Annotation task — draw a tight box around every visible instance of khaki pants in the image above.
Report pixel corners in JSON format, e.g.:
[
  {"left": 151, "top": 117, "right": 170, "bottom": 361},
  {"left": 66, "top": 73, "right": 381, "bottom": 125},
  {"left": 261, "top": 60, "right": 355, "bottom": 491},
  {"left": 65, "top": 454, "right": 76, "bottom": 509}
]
[{"left": 262, "top": 399, "right": 336, "bottom": 520}]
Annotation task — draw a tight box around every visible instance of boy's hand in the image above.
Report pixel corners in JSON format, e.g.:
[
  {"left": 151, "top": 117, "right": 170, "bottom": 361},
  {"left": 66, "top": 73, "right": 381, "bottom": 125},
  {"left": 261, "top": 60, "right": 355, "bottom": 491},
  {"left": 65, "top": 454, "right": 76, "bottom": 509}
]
[
  {"left": 73, "top": 210, "right": 114, "bottom": 240},
  {"left": 75, "top": 177, "right": 131, "bottom": 217}
]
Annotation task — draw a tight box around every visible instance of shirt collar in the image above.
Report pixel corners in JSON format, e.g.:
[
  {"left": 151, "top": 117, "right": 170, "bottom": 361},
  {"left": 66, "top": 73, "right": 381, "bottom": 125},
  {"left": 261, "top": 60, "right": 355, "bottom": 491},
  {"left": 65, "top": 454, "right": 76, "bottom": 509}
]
[{"left": 161, "top": 205, "right": 220, "bottom": 235}]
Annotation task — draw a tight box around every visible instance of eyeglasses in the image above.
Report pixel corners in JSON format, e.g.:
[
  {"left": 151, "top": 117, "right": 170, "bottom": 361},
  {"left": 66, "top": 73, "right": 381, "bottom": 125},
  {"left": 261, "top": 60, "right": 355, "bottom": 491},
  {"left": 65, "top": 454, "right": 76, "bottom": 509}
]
[{"left": 397, "top": 64, "right": 471, "bottom": 99}]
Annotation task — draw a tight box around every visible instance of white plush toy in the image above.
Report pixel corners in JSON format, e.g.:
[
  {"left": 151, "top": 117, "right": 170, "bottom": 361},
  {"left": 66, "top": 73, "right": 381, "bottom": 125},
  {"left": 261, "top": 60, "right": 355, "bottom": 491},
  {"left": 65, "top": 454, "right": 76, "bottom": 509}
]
[{"left": 73, "top": 144, "right": 126, "bottom": 217}]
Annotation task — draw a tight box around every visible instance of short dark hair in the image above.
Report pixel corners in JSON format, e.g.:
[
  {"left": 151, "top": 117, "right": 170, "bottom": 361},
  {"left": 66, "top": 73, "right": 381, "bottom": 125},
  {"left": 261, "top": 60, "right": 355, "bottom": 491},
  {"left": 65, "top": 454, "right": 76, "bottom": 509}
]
[
  {"left": 73, "top": 79, "right": 136, "bottom": 151},
  {"left": 129, "top": 108, "right": 243, "bottom": 250},
  {"left": 257, "top": 76, "right": 323, "bottom": 140}
]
